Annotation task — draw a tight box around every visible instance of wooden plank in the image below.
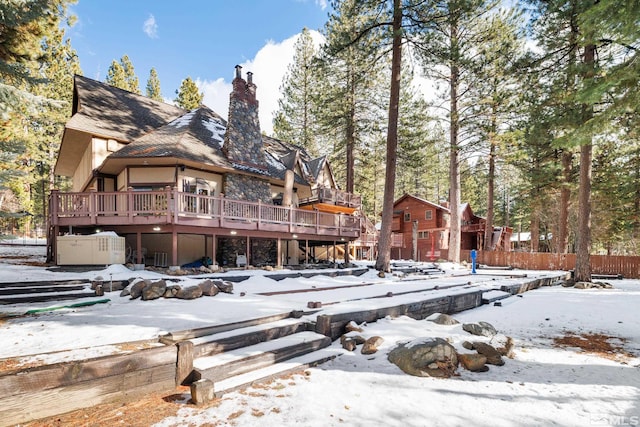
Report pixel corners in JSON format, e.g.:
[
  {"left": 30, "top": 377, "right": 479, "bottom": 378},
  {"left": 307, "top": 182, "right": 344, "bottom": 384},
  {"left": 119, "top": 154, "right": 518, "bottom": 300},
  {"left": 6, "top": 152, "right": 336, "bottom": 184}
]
[
  {"left": 0, "top": 364, "right": 176, "bottom": 427},
  {"left": 0, "top": 345, "right": 176, "bottom": 395},
  {"left": 193, "top": 336, "right": 330, "bottom": 383},
  {"left": 161, "top": 312, "right": 293, "bottom": 342},
  {"left": 193, "top": 321, "right": 308, "bottom": 358}
]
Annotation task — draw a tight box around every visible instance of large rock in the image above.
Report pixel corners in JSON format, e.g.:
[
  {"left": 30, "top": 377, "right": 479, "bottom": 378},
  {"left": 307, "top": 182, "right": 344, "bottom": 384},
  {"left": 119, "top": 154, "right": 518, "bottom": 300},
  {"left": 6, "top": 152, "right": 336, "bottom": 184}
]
[
  {"left": 388, "top": 338, "right": 458, "bottom": 378},
  {"left": 472, "top": 342, "right": 505, "bottom": 366},
  {"left": 198, "top": 280, "right": 220, "bottom": 296},
  {"left": 428, "top": 313, "right": 460, "bottom": 325},
  {"left": 361, "top": 336, "right": 384, "bottom": 355},
  {"left": 213, "top": 280, "right": 234, "bottom": 294},
  {"left": 142, "top": 280, "right": 167, "bottom": 300},
  {"left": 176, "top": 285, "right": 204, "bottom": 300},
  {"left": 462, "top": 321, "right": 497, "bottom": 337},
  {"left": 128, "top": 279, "right": 149, "bottom": 299},
  {"left": 163, "top": 285, "right": 181, "bottom": 298},
  {"left": 457, "top": 353, "right": 488, "bottom": 372}
]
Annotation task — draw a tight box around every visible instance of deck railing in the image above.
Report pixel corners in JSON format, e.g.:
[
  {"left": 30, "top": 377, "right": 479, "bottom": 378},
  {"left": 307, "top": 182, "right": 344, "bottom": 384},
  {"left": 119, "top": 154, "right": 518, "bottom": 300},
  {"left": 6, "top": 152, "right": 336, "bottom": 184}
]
[
  {"left": 49, "top": 189, "right": 360, "bottom": 238},
  {"left": 299, "top": 187, "right": 362, "bottom": 209}
]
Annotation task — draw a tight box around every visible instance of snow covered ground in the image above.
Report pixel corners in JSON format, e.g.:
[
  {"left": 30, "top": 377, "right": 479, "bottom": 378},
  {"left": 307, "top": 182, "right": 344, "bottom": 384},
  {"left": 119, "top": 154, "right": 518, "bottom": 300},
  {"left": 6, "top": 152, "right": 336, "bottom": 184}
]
[{"left": 1, "top": 240, "right": 639, "bottom": 426}]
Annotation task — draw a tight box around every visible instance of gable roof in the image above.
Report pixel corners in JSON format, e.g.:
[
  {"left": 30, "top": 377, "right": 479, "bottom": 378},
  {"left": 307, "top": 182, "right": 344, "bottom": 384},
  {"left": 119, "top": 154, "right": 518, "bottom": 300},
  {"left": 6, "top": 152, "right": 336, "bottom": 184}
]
[
  {"left": 60, "top": 76, "right": 315, "bottom": 185},
  {"left": 393, "top": 194, "right": 450, "bottom": 213},
  {"left": 67, "top": 75, "right": 186, "bottom": 142}
]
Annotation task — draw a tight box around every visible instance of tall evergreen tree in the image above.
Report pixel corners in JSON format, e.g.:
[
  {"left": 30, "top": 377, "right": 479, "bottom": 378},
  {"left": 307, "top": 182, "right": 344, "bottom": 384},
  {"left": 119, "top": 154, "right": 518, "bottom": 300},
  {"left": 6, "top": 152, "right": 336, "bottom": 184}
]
[
  {"left": 174, "top": 76, "right": 202, "bottom": 110},
  {"left": 273, "top": 28, "right": 320, "bottom": 156},
  {"left": 416, "top": 0, "right": 499, "bottom": 262},
  {"left": 105, "top": 60, "right": 126, "bottom": 90},
  {"left": 146, "top": 67, "right": 162, "bottom": 101},
  {"left": 319, "top": 0, "right": 388, "bottom": 195},
  {"left": 105, "top": 55, "right": 140, "bottom": 93},
  {"left": 0, "top": 0, "right": 74, "bottom": 212}
]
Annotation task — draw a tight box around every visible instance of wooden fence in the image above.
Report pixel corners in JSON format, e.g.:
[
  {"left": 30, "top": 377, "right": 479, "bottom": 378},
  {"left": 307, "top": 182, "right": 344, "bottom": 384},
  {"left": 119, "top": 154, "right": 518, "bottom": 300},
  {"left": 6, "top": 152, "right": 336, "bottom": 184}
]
[{"left": 461, "top": 250, "right": 640, "bottom": 279}]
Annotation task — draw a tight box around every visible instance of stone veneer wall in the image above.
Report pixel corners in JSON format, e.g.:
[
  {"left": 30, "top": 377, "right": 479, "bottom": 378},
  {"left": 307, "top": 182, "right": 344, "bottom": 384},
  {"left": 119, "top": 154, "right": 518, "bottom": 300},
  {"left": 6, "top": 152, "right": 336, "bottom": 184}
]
[{"left": 223, "top": 173, "right": 272, "bottom": 203}]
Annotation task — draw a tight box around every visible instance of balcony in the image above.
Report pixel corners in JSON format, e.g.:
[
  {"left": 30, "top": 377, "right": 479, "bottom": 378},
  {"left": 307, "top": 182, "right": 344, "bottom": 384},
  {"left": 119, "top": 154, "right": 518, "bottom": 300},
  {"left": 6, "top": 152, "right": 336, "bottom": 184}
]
[
  {"left": 299, "top": 187, "right": 362, "bottom": 214},
  {"left": 48, "top": 189, "right": 361, "bottom": 239}
]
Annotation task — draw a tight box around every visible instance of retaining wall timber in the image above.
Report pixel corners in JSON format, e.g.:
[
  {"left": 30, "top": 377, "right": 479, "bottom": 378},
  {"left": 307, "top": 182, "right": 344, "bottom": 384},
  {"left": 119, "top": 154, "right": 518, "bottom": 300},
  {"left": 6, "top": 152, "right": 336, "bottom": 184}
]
[
  {"left": 315, "top": 289, "right": 483, "bottom": 340},
  {"left": 0, "top": 344, "right": 178, "bottom": 427}
]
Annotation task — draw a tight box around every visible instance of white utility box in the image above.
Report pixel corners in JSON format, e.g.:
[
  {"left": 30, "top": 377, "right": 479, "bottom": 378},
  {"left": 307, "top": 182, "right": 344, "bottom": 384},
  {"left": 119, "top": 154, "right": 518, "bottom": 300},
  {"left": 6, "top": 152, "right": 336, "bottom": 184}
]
[{"left": 57, "top": 233, "right": 126, "bottom": 265}]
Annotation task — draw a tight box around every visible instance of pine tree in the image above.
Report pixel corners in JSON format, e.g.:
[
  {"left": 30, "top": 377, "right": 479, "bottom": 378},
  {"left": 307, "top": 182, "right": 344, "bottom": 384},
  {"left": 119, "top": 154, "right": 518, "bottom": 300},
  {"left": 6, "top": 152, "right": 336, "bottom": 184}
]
[
  {"left": 120, "top": 55, "right": 140, "bottom": 94},
  {"left": 146, "top": 67, "right": 163, "bottom": 101},
  {"left": 416, "top": 0, "right": 500, "bottom": 262},
  {"left": 105, "top": 60, "right": 127, "bottom": 90},
  {"left": 319, "top": 0, "right": 388, "bottom": 195},
  {"left": 0, "top": 0, "right": 74, "bottom": 209},
  {"left": 105, "top": 55, "right": 140, "bottom": 93},
  {"left": 273, "top": 28, "right": 320, "bottom": 156},
  {"left": 174, "top": 77, "right": 202, "bottom": 110}
]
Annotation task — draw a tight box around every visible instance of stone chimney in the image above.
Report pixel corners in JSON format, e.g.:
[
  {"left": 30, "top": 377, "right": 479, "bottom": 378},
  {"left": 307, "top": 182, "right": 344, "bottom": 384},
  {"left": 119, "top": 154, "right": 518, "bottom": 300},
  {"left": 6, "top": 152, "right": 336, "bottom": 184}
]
[
  {"left": 223, "top": 65, "right": 265, "bottom": 167},
  {"left": 222, "top": 66, "right": 271, "bottom": 204}
]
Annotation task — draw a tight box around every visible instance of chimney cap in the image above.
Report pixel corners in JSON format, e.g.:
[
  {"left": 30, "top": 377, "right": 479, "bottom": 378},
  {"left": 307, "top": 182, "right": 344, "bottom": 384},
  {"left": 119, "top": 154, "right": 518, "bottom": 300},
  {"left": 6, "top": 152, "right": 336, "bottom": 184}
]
[
  {"left": 234, "top": 65, "right": 242, "bottom": 79},
  {"left": 247, "top": 71, "right": 253, "bottom": 84}
]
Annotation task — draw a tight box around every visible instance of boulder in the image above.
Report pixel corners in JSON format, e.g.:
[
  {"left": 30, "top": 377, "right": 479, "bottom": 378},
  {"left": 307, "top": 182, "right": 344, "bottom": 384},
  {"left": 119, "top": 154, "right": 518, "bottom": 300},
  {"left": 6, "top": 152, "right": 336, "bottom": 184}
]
[
  {"left": 142, "top": 280, "right": 167, "bottom": 300},
  {"left": 388, "top": 338, "right": 458, "bottom": 378},
  {"left": 428, "top": 313, "right": 460, "bottom": 325},
  {"left": 574, "top": 281, "right": 593, "bottom": 289},
  {"left": 163, "top": 285, "right": 181, "bottom": 298},
  {"left": 345, "top": 321, "right": 364, "bottom": 333},
  {"left": 91, "top": 276, "right": 103, "bottom": 290},
  {"left": 457, "top": 353, "right": 488, "bottom": 372},
  {"left": 213, "top": 280, "right": 234, "bottom": 294},
  {"left": 176, "top": 285, "right": 204, "bottom": 300},
  {"left": 361, "top": 336, "right": 384, "bottom": 355},
  {"left": 198, "top": 280, "right": 220, "bottom": 296},
  {"left": 462, "top": 321, "right": 497, "bottom": 337},
  {"left": 341, "top": 337, "right": 357, "bottom": 351},
  {"left": 472, "top": 342, "right": 505, "bottom": 366},
  {"left": 128, "top": 279, "right": 148, "bottom": 299}
]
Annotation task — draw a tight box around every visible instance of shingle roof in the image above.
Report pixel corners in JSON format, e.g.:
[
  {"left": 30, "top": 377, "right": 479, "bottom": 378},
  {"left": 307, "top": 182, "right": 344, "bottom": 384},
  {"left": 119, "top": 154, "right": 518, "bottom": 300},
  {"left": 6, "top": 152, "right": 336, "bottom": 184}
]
[
  {"left": 67, "top": 76, "right": 313, "bottom": 185},
  {"left": 67, "top": 75, "right": 186, "bottom": 141},
  {"left": 108, "top": 106, "right": 230, "bottom": 167}
]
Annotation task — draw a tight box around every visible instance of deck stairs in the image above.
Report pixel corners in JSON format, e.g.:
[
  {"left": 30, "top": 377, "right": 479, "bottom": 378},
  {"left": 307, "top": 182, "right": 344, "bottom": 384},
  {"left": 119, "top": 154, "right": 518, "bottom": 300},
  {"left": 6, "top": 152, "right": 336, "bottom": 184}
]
[{"left": 164, "top": 314, "right": 341, "bottom": 397}]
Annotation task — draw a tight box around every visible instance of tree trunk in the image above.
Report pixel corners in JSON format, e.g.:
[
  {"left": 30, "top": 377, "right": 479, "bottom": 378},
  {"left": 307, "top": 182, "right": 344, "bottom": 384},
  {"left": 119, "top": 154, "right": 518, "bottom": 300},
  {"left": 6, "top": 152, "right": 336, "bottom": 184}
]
[
  {"left": 574, "top": 42, "right": 595, "bottom": 283},
  {"left": 484, "top": 132, "right": 496, "bottom": 251},
  {"left": 557, "top": 150, "right": 572, "bottom": 253},
  {"left": 346, "top": 74, "right": 356, "bottom": 193},
  {"left": 447, "top": 19, "right": 461, "bottom": 264},
  {"left": 375, "top": 0, "right": 402, "bottom": 272}
]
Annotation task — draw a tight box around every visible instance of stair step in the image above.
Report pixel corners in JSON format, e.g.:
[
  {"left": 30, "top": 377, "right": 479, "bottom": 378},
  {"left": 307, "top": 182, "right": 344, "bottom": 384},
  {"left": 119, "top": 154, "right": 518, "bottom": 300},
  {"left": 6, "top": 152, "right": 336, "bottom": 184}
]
[
  {"left": 191, "top": 318, "right": 309, "bottom": 358},
  {"left": 212, "top": 347, "right": 343, "bottom": 396},
  {"left": 193, "top": 331, "right": 331, "bottom": 383},
  {"left": 0, "top": 291, "right": 96, "bottom": 305}
]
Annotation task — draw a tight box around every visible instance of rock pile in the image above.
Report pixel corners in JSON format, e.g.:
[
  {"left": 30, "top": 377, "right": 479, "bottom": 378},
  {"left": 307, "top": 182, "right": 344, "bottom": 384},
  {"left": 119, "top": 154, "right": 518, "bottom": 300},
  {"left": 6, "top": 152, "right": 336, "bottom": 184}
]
[
  {"left": 339, "top": 315, "right": 515, "bottom": 378},
  {"left": 119, "top": 278, "right": 234, "bottom": 301}
]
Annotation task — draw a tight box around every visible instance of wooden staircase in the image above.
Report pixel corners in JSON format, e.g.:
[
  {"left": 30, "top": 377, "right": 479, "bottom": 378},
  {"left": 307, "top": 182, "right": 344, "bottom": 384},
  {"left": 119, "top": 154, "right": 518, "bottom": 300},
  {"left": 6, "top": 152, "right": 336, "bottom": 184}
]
[{"left": 163, "top": 315, "right": 341, "bottom": 398}]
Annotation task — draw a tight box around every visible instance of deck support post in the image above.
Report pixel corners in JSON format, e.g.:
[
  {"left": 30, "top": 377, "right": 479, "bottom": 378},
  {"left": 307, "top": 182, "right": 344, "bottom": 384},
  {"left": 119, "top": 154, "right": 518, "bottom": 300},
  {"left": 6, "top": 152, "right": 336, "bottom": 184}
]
[{"left": 172, "top": 229, "right": 178, "bottom": 267}]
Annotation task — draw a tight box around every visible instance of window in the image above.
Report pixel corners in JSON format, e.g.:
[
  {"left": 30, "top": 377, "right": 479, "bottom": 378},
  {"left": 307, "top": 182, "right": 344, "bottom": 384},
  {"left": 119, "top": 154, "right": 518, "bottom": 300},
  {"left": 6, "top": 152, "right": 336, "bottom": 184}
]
[
  {"left": 404, "top": 212, "right": 411, "bottom": 222},
  {"left": 425, "top": 210, "right": 433, "bottom": 220},
  {"left": 418, "top": 231, "right": 430, "bottom": 239}
]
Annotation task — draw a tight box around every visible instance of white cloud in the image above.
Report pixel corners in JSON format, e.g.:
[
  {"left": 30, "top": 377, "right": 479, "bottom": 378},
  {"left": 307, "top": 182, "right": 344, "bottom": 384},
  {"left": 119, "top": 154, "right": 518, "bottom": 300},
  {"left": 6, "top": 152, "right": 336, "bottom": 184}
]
[
  {"left": 315, "top": 0, "right": 328, "bottom": 10},
  {"left": 143, "top": 14, "right": 158, "bottom": 39},
  {"left": 198, "top": 30, "right": 324, "bottom": 136}
]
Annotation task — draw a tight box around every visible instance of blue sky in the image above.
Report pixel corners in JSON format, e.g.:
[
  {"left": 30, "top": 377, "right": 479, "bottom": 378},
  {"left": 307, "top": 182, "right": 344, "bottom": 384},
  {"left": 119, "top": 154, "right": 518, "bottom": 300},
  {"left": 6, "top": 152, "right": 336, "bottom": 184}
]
[{"left": 67, "top": 0, "right": 330, "bottom": 133}]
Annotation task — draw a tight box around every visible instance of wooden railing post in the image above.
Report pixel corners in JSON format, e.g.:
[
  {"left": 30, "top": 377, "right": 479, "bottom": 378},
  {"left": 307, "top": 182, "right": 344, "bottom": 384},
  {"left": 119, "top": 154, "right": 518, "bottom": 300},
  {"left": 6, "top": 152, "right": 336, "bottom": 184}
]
[
  {"left": 165, "top": 186, "right": 172, "bottom": 223},
  {"left": 90, "top": 188, "right": 97, "bottom": 225},
  {"left": 127, "top": 187, "right": 134, "bottom": 220},
  {"left": 257, "top": 200, "right": 262, "bottom": 229},
  {"left": 219, "top": 193, "right": 225, "bottom": 227},
  {"left": 50, "top": 190, "right": 59, "bottom": 226}
]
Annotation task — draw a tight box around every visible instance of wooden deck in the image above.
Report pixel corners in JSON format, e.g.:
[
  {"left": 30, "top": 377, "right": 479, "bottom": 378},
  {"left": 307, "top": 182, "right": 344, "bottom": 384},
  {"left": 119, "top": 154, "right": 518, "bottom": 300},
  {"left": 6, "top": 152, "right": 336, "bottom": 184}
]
[{"left": 49, "top": 189, "right": 361, "bottom": 238}]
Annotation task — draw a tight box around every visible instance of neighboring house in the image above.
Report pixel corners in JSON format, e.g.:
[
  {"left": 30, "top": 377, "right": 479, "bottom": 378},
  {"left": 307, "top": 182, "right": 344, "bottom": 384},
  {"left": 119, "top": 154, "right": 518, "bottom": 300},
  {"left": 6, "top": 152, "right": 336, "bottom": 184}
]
[
  {"left": 48, "top": 67, "right": 361, "bottom": 268},
  {"left": 390, "top": 194, "right": 512, "bottom": 261}
]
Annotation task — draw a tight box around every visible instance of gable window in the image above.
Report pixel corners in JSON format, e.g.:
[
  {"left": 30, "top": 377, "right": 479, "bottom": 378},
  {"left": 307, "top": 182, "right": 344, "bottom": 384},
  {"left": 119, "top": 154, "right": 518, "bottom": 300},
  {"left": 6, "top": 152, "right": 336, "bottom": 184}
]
[
  {"left": 425, "top": 210, "right": 433, "bottom": 220},
  {"left": 404, "top": 212, "right": 411, "bottom": 222}
]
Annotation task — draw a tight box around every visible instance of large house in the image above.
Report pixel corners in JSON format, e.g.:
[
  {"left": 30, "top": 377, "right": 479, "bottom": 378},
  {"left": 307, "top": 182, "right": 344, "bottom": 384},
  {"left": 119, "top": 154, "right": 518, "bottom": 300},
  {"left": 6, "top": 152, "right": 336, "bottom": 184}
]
[
  {"left": 391, "top": 194, "right": 512, "bottom": 261},
  {"left": 48, "top": 67, "right": 362, "bottom": 268}
]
